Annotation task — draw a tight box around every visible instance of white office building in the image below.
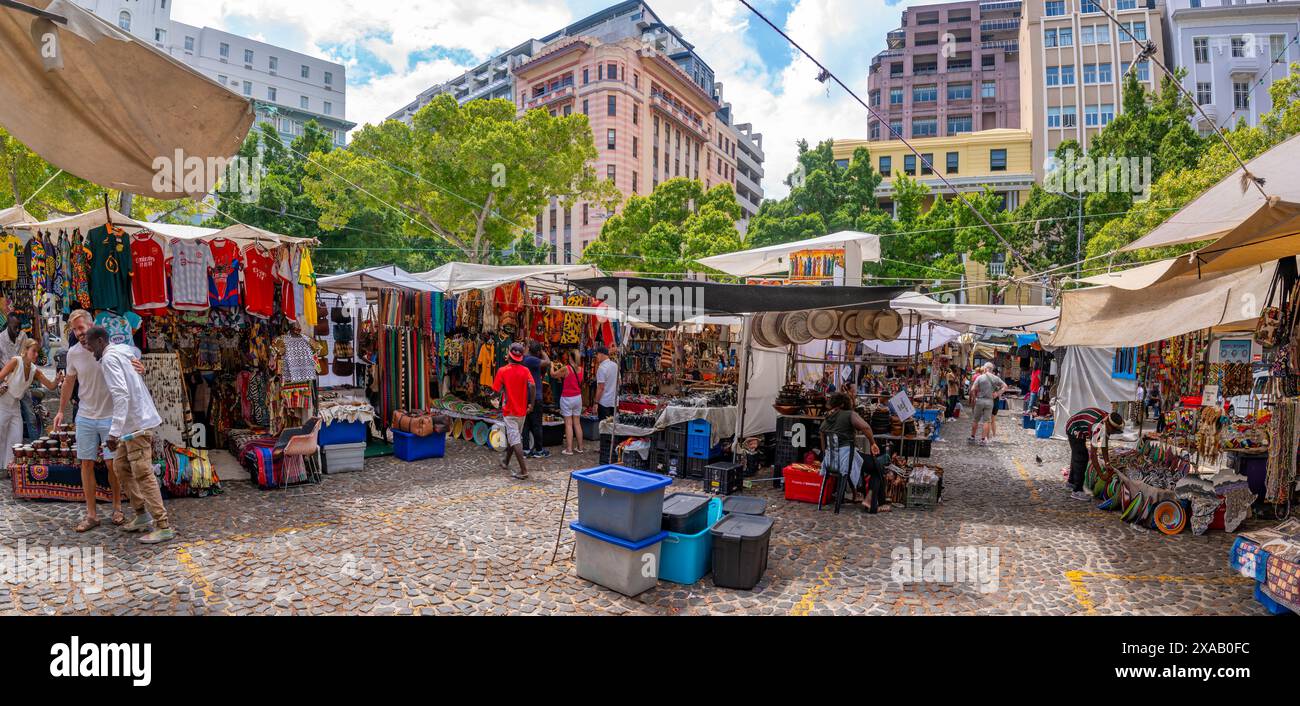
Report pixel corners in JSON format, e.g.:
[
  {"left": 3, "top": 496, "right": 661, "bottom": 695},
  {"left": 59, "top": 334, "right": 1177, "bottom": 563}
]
[{"left": 75, "top": 0, "right": 355, "bottom": 147}]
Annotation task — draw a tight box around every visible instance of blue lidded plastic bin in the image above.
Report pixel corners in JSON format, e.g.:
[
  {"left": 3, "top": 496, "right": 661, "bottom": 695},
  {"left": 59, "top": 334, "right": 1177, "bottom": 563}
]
[
  {"left": 394, "top": 430, "right": 446, "bottom": 461},
  {"left": 572, "top": 465, "right": 673, "bottom": 542},
  {"left": 686, "top": 419, "right": 714, "bottom": 459},
  {"left": 1022, "top": 414, "right": 1035, "bottom": 430},
  {"left": 660, "top": 496, "right": 723, "bottom": 585},
  {"left": 570, "top": 523, "right": 668, "bottom": 597},
  {"left": 1035, "top": 420, "right": 1055, "bottom": 439},
  {"left": 319, "top": 420, "right": 366, "bottom": 446}
]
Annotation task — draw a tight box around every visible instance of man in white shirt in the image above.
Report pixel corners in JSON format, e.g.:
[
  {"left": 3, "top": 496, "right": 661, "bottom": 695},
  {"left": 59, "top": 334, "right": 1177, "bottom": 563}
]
[
  {"left": 593, "top": 346, "right": 619, "bottom": 421},
  {"left": 1, "top": 313, "right": 34, "bottom": 440},
  {"left": 84, "top": 325, "right": 173, "bottom": 544}
]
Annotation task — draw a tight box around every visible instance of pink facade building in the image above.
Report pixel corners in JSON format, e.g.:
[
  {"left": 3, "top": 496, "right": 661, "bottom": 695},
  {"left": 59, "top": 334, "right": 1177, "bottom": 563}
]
[
  {"left": 515, "top": 37, "right": 740, "bottom": 264},
  {"left": 867, "top": 0, "right": 1022, "bottom": 142}
]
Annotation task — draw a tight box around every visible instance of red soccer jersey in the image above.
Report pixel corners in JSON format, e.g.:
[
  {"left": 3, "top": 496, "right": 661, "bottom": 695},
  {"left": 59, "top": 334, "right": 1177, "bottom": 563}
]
[
  {"left": 242, "top": 245, "right": 276, "bottom": 319},
  {"left": 493, "top": 363, "right": 534, "bottom": 418},
  {"left": 129, "top": 233, "right": 168, "bottom": 311}
]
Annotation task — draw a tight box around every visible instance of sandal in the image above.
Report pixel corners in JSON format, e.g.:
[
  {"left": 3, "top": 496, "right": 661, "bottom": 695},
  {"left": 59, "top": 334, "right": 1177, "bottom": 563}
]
[
  {"left": 511, "top": 472, "right": 529, "bottom": 480},
  {"left": 75, "top": 517, "right": 101, "bottom": 533},
  {"left": 110, "top": 510, "right": 126, "bottom": 526}
]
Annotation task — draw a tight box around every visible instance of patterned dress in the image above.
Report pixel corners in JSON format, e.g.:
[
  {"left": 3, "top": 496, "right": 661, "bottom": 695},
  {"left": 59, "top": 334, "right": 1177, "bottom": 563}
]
[{"left": 70, "top": 233, "right": 92, "bottom": 309}]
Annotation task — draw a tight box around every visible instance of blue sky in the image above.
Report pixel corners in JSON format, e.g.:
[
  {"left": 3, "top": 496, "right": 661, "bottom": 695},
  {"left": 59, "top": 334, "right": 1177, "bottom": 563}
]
[{"left": 172, "top": 0, "right": 928, "bottom": 198}]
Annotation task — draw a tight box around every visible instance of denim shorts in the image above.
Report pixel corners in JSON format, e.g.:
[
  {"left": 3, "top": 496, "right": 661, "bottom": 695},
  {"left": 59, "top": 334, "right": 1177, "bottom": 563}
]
[{"left": 75, "top": 414, "right": 115, "bottom": 461}]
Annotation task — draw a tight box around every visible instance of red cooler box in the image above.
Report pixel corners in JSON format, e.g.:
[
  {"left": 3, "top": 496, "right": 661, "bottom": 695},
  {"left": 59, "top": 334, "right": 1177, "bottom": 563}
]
[{"left": 783, "top": 465, "right": 834, "bottom": 504}]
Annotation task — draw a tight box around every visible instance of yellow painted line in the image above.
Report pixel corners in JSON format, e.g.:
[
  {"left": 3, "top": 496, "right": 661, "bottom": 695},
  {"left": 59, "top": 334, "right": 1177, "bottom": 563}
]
[
  {"left": 1065, "top": 570, "right": 1253, "bottom": 616},
  {"left": 790, "top": 557, "right": 843, "bottom": 616},
  {"left": 175, "top": 545, "right": 216, "bottom": 602},
  {"left": 1012, "top": 458, "right": 1041, "bottom": 502}
]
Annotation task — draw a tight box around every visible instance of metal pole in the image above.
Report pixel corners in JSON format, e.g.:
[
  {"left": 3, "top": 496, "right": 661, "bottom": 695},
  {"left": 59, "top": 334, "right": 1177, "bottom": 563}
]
[{"left": 1075, "top": 194, "right": 1084, "bottom": 280}]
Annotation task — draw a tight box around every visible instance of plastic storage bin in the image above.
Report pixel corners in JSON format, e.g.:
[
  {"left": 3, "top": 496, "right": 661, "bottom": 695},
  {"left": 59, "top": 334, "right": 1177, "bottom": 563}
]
[
  {"left": 662, "top": 492, "right": 711, "bottom": 535},
  {"left": 722, "top": 495, "right": 767, "bottom": 516},
  {"left": 393, "top": 430, "right": 446, "bottom": 461},
  {"left": 1022, "top": 414, "right": 1035, "bottom": 430},
  {"left": 571, "top": 522, "right": 667, "bottom": 596},
  {"left": 319, "top": 420, "right": 366, "bottom": 446},
  {"left": 572, "top": 465, "right": 673, "bottom": 542},
  {"left": 710, "top": 513, "right": 774, "bottom": 590},
  {"left": 704, "top": 461, "right": 743, "bottom": 495},
  {"left": 323, "top": 441, "right": 366, "bottom": 473},
  {"left": 686, "top": 419, "right": 713, "bottom": 459},
  {"left": 783, "top": 465, "right": 834, "bottom": 504},
  {"left": 581, "top": 416, "right": 601, "bottom": 441},
  {"left": 1035, "top": 420, "right": 1055, "bottom": 439},
  {"left": 660, "top": 497, "right": 723, "bottom": 585}
]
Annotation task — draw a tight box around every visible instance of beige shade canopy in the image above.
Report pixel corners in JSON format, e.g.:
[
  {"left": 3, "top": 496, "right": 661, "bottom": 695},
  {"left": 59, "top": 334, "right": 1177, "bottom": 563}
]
[
  {"left": 0, "top": 0, "right": 253, "bottom": 199},
  {"left": 0, "top": 205, "right": 37, "bottom": 227}
]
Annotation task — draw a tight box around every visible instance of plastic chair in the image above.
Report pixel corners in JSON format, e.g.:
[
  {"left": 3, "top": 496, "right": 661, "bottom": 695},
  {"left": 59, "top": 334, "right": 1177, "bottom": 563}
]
[
  {"left": 274, "top": 416, "right": 322, "bottom": 487},
  {"left": 817, "top": 438, "right": 859, "bottom": 514}
]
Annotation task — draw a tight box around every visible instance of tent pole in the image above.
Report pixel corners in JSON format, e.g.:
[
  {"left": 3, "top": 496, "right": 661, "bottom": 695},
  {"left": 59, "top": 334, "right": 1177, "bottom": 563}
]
[{"left": 733, "top": 314, "right": 754, "bottom": 463}]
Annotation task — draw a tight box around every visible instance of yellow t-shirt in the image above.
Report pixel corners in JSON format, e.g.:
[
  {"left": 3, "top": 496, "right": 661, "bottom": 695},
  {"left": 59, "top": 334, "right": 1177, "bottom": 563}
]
[
  {"left": 298, "top": 248, "right": 317, "bottom": 327},
  {"left": 478, "top": 341, "right": 495, "bottom": 386},
  {"left": 0, "top": 234, "right": 19, "bottom": 281}
]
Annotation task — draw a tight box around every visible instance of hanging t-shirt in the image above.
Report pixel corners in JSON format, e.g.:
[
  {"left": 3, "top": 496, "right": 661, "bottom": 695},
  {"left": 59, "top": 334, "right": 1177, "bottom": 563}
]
[
  {"left": 87, "top": 224, "right": 132, "bottom": 313},
  {"left": 94, "top": 310, "right": 138, "bottom": 346},
  {"left": 129, "top": 232, "right": 168, "bottom": 311},
  {"left": 208, "top": 238, "right": 241, "bottom": 308},
  {"left": 299, "top": 248, "right": 317, "bottom": 328},
  {"left": 0, "top": 234, "right": 18, "bottom": 281},
  {"left": 70, "top": 233, "right": 92, "bottom": 309},
  {"left": 477, "top": 341, "right": 495, "bottom": 386},
  {"left": 242, "top": 245, "right": 276, "bottom": 320},
  {"left": 168, "top": 238, "right": 214, "bottom": 311}
]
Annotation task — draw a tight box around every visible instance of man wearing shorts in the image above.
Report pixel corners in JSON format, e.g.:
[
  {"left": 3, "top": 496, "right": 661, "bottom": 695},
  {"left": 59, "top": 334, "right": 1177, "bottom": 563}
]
[
  {"left": 493, "top": 343, "right": 536, "bottom": 480},
  {"left": 967, "top": 363, "right": 1005, "bottom": 446},
  {"left": 53, "top": 310, "right": 125, "bottom": 532}
]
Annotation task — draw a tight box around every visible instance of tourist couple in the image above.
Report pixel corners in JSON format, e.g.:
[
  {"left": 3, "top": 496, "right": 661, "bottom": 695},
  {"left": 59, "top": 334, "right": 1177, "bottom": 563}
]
[{"left": 50, "top": 310, "right": 173, "bottom": 543}]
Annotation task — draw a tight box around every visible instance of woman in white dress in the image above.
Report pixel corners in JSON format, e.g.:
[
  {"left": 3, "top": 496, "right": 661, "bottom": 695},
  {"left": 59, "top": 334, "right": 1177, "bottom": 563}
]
[{"left": 0, "top": 339, "right": 61, "bottom": 467}]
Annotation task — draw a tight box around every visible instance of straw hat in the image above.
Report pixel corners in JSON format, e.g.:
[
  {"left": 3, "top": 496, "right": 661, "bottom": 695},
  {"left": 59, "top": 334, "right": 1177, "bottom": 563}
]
[
  {"left": 783, "top": 311, "right": 813, "bottom": 345},
  {"left": 839, "top": 311, "right": 866, "bottom": 343},
  {"left": 874, "top": 309, "right": 904, "bottom": 342},
  {"left": 807, "top": 309, "right": 840, "bottom": 340},
  {"left": 758, "top": 312, "right": 790, "bottom": 347},
  {"left": 856, "top": 310, "right": 881, "bottom": 340},
  {"left": 752, "top": 313, "right": 776, "bottom": 348}
]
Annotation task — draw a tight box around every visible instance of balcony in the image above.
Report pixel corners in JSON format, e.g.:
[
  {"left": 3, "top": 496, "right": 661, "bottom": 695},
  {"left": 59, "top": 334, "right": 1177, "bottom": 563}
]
[
  {"left": 523, "top": 85, "right": 573, "bottom": 111},
  {"left": 887, "top": 29, "right": 906, "bottom": 49},
  {"left": 979, "top": 0, "right": 1022, "bottom": 12},
  {"left": 980, "top": 40, "right": 1019, "bottom": 52},
  {"left": 1197, "top": 103, "right": 1220, "bottom": 124},
  {"left": 649, "top": 93, "right": 709, "bottom": 140},
  {"left": 1228, "top": 54, "right": 1261, "bottom": 77},
  {"left": 980, "top": 18, "right": 1019, "bottom": 32}
]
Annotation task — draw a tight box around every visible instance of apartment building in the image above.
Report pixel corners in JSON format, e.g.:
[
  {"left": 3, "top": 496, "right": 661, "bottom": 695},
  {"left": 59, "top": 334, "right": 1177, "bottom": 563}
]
[
  {"left": 76, "top": 0, "right": 354, "bottom": 147},
  {"left": 1021, "top": 0, "right": 1167, "bottom": 178},
  {"left": 515, "top": 37, "right": 740, "bottom": 264},
  {"left": 867, "top": 0, "right": 1024, "bottom": 142},
  {"left": 715, "top": 84, "right": 765, "bottom": 224},
  {"left": 1164, "top": 0, "right": 1300, "bottom": 134},
  {"left": 832, "top": 129, "right": 1035, "bottom": 212}
]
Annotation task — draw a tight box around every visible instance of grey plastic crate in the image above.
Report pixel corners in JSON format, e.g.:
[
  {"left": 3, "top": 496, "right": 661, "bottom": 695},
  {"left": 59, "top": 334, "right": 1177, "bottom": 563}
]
[
  {"left": 573, "top": 466, "right": 672, "bottom": 542},
  {"left": 323, "top": 442, "right": 365, "bottom": 473},
  {"left": 572, "top": 524, "right": 666, "bottom": 596}
]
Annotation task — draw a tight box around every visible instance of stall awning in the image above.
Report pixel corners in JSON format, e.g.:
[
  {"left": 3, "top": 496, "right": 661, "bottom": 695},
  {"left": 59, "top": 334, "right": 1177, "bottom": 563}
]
[
  {"left": 1046, "top": 261, "right": 1275, "bottom": 347},
  {"left": 198, "top": 223, "right": 316, "bottom": 247},
  {"left": 861, "top": 323, "right": 961, "bottom": 357},
  {"left": 318, "top": 265, "right": 439, "bottom": 294},
  {"left": 889, "top": 292, "right": 1060, "bottom": 332},
  {"left": 0, "top": 205, "right": 36, "bottom": 227},
  {"left": 694, "top": 230, "right": 882, "bottom": 277},
  {"left": 0, "top": 0, "right": 253, "bottom": 198},
  {"left": 9, "top": 207, "right": 143, "bottom": 234},
  {"left": 417, "top": 262, "right": 600, "bottom": 294}
]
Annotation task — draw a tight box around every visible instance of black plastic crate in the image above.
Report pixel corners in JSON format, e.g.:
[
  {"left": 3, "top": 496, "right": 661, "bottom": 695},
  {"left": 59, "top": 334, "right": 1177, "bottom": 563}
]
[
  {"left": 681, "top": 456, "right": 708, "bottom": 479},
  {"left": 599, "top": 433, "right": 654, "bottom": 466},
  {"left": 655, "top": 422, "right": 688, "bottom": 455},
  {"left": 704, "top": 461, "right": 744, "bottom": 495}
]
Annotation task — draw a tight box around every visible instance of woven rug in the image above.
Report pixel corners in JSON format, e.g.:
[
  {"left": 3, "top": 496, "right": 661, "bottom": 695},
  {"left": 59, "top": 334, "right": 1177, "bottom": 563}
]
[{"left": 9, "top": 463, "right": 112, "bottom": 502}]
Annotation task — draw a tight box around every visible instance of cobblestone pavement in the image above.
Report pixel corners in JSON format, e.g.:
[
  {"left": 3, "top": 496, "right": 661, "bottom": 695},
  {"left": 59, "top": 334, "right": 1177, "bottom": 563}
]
[{"left": 1, "top": 411, "right": 1266, "bottom": 616}]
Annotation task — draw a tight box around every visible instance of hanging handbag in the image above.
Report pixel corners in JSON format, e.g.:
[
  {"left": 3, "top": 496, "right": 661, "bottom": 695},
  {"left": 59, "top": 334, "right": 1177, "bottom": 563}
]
[
  {"left": 332, "top": 357, "right": 355, "bottom": 377},
  {"left": 1255, "top": 268, "right": 1283, "bottom": 346},
  {"left": 314, "top": 303, "right": 330, "bottom": 337},
  {"left": 333, "top": 322, "right": 354, "bottom": 343},
  {"left": 334, "top": 342, "right": 354, "bottom": 359},
  {"left": 330, "top": 307, "right": 352, "bottom": 324}
]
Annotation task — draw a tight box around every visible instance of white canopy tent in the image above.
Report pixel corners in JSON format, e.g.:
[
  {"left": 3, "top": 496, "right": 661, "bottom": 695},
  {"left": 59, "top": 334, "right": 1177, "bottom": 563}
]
[
  {"left": 889, "top": 292, "right": 1060, "bottom": 333},
  {"left": 1051, "top": 346, "right": 1141, "bottom": 440},
  {"left": 861, "top": 322, "right": 962, "bottom": 357},
  {"left": 317, "top": 265, "right": 439, "bottom": 295},
  {"left": 695, "top": 230, "right": 882, "bottom": 281},
  {"left": 416, "top": 262, "right": 600, "bottom": 294},
  {"left": 8, "top": 207, "right": 143, "bottom": 235},
  {"left": 0, "top": 205, "right": 36, "bottom": 227},
  {"left": 0, "top": 0, "right": 253, "bottom": 199}
]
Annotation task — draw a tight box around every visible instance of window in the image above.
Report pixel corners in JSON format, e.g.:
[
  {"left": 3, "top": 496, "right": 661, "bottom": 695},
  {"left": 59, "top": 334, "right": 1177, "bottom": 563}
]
[
  {"left": 301, "top": 65, "right": 311, "bottom": 79},
  {"left": 1097, "top": 25, "right": 1111, "bottom": 46},
  {"left": 1045, "top": 1, "right": 1065, "bottom": 17},
  {"left": 633, "top": 73, "right": 639, "bottom": 89},
  {"left": 869, "top": 121, "right": 881, "bottom": 140},
  {"left": 1271, "top": 35, "right": 1287, "bottom": 60},
  {"left": 948, "top": 83, "right": 972, "bottom": 101},
  {"left": 1080, "top": 0, "right": 1100, "bottom": 13},
  {"left": 184, "top": 36, "right": 194, "bottom": 51},
  {"left": 632, "top": 136, "right": 638, "bottom": 158},
  {"left": 879, "top": 156, "right": 892, "bottom": 176},
  {"left": 869, "top": 90, "right": 880, "bottom": 107},
  {"left": 244, "top": 49, "right": 254, "bottom": 64},
  {"left": 632, "top": 172, "right": 638, "bottom": 192},
  {"left": 607, "top": 129, "right": 616, "bottom": 150},
  {"left": 607, "top": 95, "right": 616, "bottom": 117},
  {"left": 990, "top": 149, "right": 1007, "bottom": 171},
  {"left": 1231, "top": 36, "right": 1246, "bottom": 58},
  {"left": 563, "top": 104, "right": 572, "bottom": 116},
  {"left": 1127, "top": 21, "right": 1147, "bottom": 42},
  {"left": 217, "top": 74, "right": 227, "bottom": 85},
  {"left": 633, "top": 106, "right": 638, "bottom": 125},
  {"left": 607, "top": 63, "right": 618, "bottom": 80},
  {"left": 1059, "top": 27, "right": 1073, "bottom": 46},
  {"left": 1085, "top": 104, "right": 1099, "bottom": 127},
  {"left": 920, "top": 153, "right": 934, "bottom": 175},
  {"left": 324, "top": 101, "right": 332, "bottom": 116},
  {"left": 300, "top": 96, "right": 309, "bottom": 110},
  {"left": 890, "top": 88, "right": 903, "bottom": 105},
  {"left": 1083, "top": 63, "right": 1098, "bottom": 84},
  {"left": 583, "top": 68, "right": 589, "bottom": 85},
  {"left": 607, "top": 165, "right": 616, "bottom": 184},
  {"left": 982, "top": 81, "right": 996, "bottom": 98},
  {"left": 947, "top": 115, "right": 972, "bottom": 133},
  {"left": 903, "top": 154, "right": 917, "bottom": 175},
  {"left": 154, "top": 28, "right": 167, "bottom": 43},
  {"left": 1045, "top": 29, "right": 1057, "bottom": 48},
  {"left": 1061, "top": 65, "right": 1075, "bottom": 85},
  {"left": 1194, "top": 37, "right": 1209, "bottom": 63},
  {"left": 982, "top": 54, "right": 995, "bottom": 69},
  {"left": 583, "top": 203, "right": 589, "bottom": 226},
  {"left": 913, "top": 84, "right": 938, "bottom": 103},
  {"left": 946, "top": 152, "right": 959, "bottom": 174},
  {"left": 1047, "top": 106, "right": 1062, "bottom": 128},
  {"left": 582, "top": 99, "right": 588, "bottom": 114},
  {"left": 1190, "top": 0, "right": 1201, "bottom": 5},
  {"left": 267, "top": 87, "right": 277, "bottom": 101},
  {"left": 912, "top": 118, "right": 937, "bottom": 137},
  {"left": 1100, "top": 103, "right": 1115, "bottom": 125},
  {"left": 269, "top": 56, "right": 278, "bottom": 72},
  {"left": 324, "top": 72, "right": 333, "bottom": 86},
  {"left": 118, "top": 11, "right": 131, "bottom": 31},
  {"left": 1098, "top": 63, "right": 1112, "bottom": 83},
  {"left": 219, "top": 42, "right": 230, "bottom": 59},
  {"left": 1081, "top": 26, "right": 1094, "bottom": 45},
  {"left": 1196, "top": 82, "right": 1213, "bottom": 105},
  {"left": 242, "top": 81, "right": 252, "bottom": 96},
  {"left": 1117, "top": 0, "right": 1137, "bottom": 8},
  {"left": 1046, "top": 67, "right": 1060, "bottom": 87},
  {"left": 1062, "top": 105, "right": 1077, "bottom": 127},
  {"left": 1134, "top": 61, "right": 1150, "bottom": 82},
  {"left": 597, "top": 64, "right": 603, "bottom": 81},
  {"left": 1234, "top": 82, "right": 1250, "bottom": 109},
  {"left": 889, "top": 120, "right": 903, "bottom": 136}
]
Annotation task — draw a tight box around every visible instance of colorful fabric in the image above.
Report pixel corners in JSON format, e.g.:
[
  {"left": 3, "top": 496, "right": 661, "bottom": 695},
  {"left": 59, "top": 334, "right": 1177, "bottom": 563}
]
[
  {"left": 9, "top": 462, "right": 113, "bottom": 502},
  {"left": 242, "top": 245, "right": 275, "bottom": 319},
  {"left": 87, "top": 224, "right": 132, "bottom": 313},
  {"left": 70, "top": 233, "right": 92, "bottom": 309},
  {"left": 299, "top": 248, "right": 317, "bottom": 328},
  {"left": 57, "top": 233, "right": 72, "bottom": 314},
  {"left": 477, "top": 341, "right": 495, "bottom": 386},
  {"left": 207, "top": 238, "right": 241, "bottom": 308}
]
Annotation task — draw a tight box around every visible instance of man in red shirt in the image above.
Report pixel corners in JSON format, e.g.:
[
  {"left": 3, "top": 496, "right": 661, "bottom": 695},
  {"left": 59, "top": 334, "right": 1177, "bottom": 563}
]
[{"left": 493, "top": 342, "right": 536, "bottom": 480}]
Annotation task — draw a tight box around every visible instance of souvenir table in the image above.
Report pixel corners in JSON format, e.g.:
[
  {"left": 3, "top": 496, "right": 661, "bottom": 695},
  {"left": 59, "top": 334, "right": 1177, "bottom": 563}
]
[
  {"left": 649, "top": 405, "right": 738, "bottom": 447},
  {"left": 8, "top": 462, "right": 113, "bottom": 502}
]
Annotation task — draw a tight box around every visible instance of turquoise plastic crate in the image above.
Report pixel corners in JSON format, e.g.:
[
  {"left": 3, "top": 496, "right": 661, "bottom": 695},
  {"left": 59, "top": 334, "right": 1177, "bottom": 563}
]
[{"left": 659, "top": 496, "right": 723, "bottom": 585}]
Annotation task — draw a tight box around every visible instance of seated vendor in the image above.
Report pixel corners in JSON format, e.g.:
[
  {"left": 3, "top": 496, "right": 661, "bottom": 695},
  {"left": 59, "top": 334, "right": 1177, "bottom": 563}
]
[{"left": 820, "top": 393, "right": 888, "bottom": 513}]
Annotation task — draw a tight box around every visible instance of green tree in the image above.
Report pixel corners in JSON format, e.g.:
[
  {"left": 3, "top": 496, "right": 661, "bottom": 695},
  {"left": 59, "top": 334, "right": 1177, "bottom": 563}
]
[
  {"left": 745, "top": 140, "right": 884, "bottom": 248},
  {"left": 581, "top": 178, "right": 743, "bottom": 274},
  {"left": 303, "top": 95, "right": 618, "bottom": 264}
]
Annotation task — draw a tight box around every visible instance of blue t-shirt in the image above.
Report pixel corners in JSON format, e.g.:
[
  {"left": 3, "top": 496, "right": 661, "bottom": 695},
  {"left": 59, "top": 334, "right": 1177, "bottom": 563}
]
[{"left": 523, "top": 355, "right": 544, "bottom": 401}]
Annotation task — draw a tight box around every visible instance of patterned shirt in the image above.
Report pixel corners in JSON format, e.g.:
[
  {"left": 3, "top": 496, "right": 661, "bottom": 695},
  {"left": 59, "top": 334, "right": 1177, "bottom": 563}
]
[
  {"left": 168, "top": 239, "right": 214, "bottom": 311},
  {"left": 1065, "top": 407, "right": 1108, "bottom": 441}
]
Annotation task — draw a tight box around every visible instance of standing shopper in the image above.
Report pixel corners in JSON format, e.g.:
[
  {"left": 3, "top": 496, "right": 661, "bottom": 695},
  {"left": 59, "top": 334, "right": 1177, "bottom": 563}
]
[
  {"left": 1065, "top": 408, "right": 1124, "bottom": 501},
  {"left": 85, "top": 327, "right": 173, "bottom": 543},
  {"left": 555, "top": 350, "right": 584, "bottom": 455},
  {"left": 0, "top": 339, "right": 61, "bottom": 468},
  {"left": 1028, "top": 364, "right": 1043, "bottom": 413},
  {"left": 944, "top": 365, "right": 961, "bottom": 421},
  {"left": 521, "top": 341, "right": 550, "bottom": 459},
  {"left": 493, "top": 342, "right": 536, "bottom": 480},
  {"left": 593, "top": 346, "right": 618, "bottom": 421},
  {"left": 0, "top": 314, "right": 34, "bottom": 440},
  {"left": 52, "top": 310, "right": 125, "bottom": 532},
  {"left": 967, "top": 363, "right": 1006, "bottom": 446}
]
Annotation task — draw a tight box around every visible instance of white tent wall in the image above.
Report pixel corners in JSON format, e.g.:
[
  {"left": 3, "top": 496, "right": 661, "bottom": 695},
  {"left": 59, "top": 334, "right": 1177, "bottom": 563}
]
[
  {"left": 316, "top": 291, "right": 368, "bottom": 388},
  {"left": 1051, "top": 346, "right": 1140, "bottom": 440},
  {"left": 742, "top": 344, "right": 788, "bottom": 437}
]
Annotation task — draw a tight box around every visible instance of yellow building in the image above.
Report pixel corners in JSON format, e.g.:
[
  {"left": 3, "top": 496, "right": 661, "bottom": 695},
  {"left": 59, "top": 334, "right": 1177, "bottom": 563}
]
[
  {"left": 832, "top": 128, "right": 1034, "bottom": 212},
  {"left": 962, "top": 252, "right": 1051, "bottom": 306}
]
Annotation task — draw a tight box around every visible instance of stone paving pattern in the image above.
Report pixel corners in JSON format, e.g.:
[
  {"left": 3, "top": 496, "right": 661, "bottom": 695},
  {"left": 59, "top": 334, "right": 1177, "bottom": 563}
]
[{"left": 0, "top": 411, "right": 1268, "bottom": 615}]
